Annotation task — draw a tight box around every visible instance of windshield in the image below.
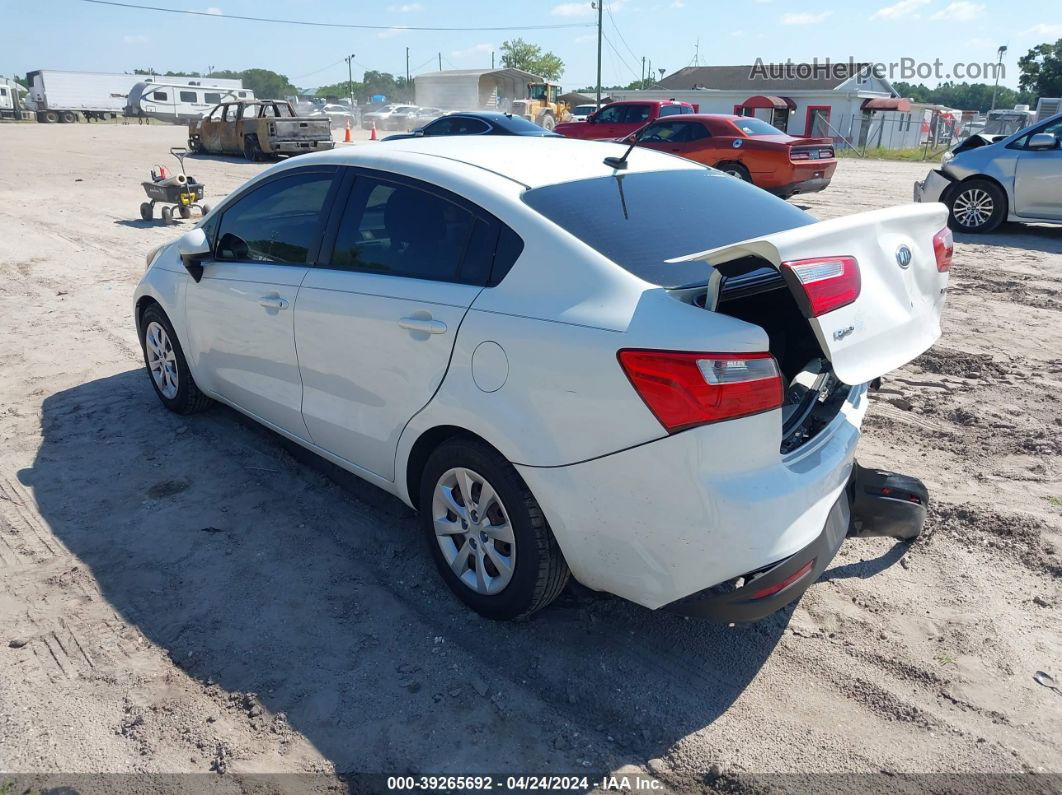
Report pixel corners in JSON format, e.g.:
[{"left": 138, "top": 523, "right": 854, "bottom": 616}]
[
  {"left": 521, "top": 170, "right": 814, "bottom": 287},
  {"left": 731, "top": 117, "right": 784, "bottom": 136}
]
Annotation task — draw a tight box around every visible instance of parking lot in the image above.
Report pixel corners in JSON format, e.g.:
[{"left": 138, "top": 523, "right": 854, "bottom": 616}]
[{"left": 0, "top": 121, "right": 1059, "bottom": 788}]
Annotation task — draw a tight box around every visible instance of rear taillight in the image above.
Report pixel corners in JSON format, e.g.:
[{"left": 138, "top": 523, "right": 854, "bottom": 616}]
[
  {"left": 749, "top": 560, "right": 816, "bottom": 600},
  {"left": 782, "top": 256, "right": 860, "bottom": 317},
  {"left": 617, "top": 350, "right": 784, "bottom": 433},
  {"left": 933, "top": 227, "right": 953, "bottom": 272},
  {"left": 790, "top": 149, "right": 811, "bottom": 160}
]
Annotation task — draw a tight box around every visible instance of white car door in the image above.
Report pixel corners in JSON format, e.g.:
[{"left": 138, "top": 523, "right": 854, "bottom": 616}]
[
  {"left": 184, "top": 167, "right": 339, "bottom": 438},
  {"left": 295, "top": 170, "right": 497, "bottom": 481}
]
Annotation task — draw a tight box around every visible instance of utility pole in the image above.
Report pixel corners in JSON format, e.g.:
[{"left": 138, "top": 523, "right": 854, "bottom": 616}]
[
  {"left": 405, "top": 47, "right": 411, "bottom": 101},
  {"left": 640, "top": 56, "right": 645, "bottom": 89},
  {"left": 594, "top": 0, "right": 603, "bottom": 107},
  {"left": 989, "top": 44, "right": 1007, "bottom": 112},
  {"left": 647, "top": 58, "right": 652, "bottom": 87},
  {"left": 491, "top": 51, "right": 495, "bottom": 69},
  {"left": 439, "top": 52, "right": 442, "bottom": 71},
  {"left": 344, "top": 54, "right": 356, "bottom": 108}
]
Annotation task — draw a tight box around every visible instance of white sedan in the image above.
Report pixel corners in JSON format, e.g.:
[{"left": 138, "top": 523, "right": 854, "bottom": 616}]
[{"left": 134, "top": 137, "right": 951, "bottom": 621}]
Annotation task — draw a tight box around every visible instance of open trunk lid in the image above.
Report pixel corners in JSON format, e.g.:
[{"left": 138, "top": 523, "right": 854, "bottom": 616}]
[{"left": 668, "top": 203, "right": 950, "bottom": 385}]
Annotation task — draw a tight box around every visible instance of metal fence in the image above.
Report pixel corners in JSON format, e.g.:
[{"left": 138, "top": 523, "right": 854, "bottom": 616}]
[{"left": 809, "top": 110, "right": 979, "bottom": 159}]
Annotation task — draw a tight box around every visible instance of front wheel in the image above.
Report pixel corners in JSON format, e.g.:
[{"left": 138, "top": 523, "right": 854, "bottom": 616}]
[
  {"left": 539, "top": 113, "right": 556, "bottom": 132},
  {"left": 419, "top": 438, "right": 570, "bottom": 620},
  {"left": 947, "top": 179, "right": 1005, "bottom": 233},
  {"left": 139, "top": 305, "right": 213, "bottom": 414}
]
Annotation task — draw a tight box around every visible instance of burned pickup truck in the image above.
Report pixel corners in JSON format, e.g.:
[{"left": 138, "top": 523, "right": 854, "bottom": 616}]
[{"left": 188, "top": 99, "right": 334, "bottom": 161}]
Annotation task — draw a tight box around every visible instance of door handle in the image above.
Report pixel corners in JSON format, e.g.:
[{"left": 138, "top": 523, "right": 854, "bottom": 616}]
[
  {"left": 259, "top": 295, "right": 289, "bottom": 310},
  {"left": 399, "top": 316, "right": 447, "bottom": 334}
]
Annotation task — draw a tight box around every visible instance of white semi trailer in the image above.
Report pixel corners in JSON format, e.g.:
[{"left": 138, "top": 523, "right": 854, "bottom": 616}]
[{"left": 22, "top": 70, "right": 244, "bottom": 123}]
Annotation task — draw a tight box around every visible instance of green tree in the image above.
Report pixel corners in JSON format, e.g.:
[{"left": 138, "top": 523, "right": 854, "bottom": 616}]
[
  {"left": 1018, "top": 38, "right": 1062, "bottom": 98},
  {"left": 315, "top": 81, "right": 364, "bottom": 101},
  {"left": 499, "top": 38, "right": 564, "bottom": 81},
  {"left": 209, "top": 68, "right": 296, "bottom": 98},
  {"left": 891, "top": 80, "right": 1033, "bottom": 112}
]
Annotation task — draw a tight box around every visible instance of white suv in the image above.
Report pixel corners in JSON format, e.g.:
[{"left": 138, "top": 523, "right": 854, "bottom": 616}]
[{"left": 135, "top": 137, "right": 950, "bottom": 620}]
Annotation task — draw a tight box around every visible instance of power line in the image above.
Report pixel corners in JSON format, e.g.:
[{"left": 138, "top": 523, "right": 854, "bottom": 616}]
[
  {"left": 79, "top": 0, "right": 594, "bottom": 30},
  {"left": 605, "top": 1, "right": 639, "bottom": 65},
  {"left": 602, "top": 32, "right": 640, "bottom": 82},
  {"left": 290, "top": 59, "right": 346, "bottom": 81}
]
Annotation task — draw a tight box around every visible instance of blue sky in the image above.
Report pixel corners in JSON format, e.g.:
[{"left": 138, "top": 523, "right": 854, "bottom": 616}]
[{"left": 3, "top": 0, "right": 1058, "bottom": 90}]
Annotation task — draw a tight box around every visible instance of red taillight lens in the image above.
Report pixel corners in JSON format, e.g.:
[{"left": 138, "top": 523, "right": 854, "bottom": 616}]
[
  {"left": 617, "top": 350, "right": 784, "bottom": 433},
  {"left": 790, "top": 149, "right": 811, "bottom": 160},
  {"left": 782, "top": 256, "right": 860, "bottom": 317},
  {"left": 933, "top": 227, "right": 953, "bottom": 272}
]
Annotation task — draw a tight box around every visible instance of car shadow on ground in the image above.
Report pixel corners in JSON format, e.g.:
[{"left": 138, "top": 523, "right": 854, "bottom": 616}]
[
  {"left": 20, "top": 370, "right": 791, "bottom": 774},
  {"left": 956, "top": 223, "right": 1062, "bottom": 256}
]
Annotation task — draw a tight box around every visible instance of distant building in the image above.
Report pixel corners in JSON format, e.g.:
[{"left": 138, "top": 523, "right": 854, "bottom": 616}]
[
  {"left": 414, "top": 68, "right": 542, "bottom": 111},
  {"left": 611, "top": 62, "right": 929, "bottom": 148}
]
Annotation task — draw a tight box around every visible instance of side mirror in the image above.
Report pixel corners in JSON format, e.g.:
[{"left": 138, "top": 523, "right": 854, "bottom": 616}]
[
  {"left": 177, "top": 228, "right": 211, "bottom": 282},
  {"left": 1028, "top": 132, "right": 1057, "bottom": 150}
]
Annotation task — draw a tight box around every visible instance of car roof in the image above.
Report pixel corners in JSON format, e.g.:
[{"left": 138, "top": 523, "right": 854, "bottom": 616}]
[{"left": 296, "top": 135, "right": 703, "bottom": 189}]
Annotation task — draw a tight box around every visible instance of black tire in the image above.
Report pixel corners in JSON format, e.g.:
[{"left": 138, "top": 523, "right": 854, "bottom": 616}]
[
  {"left": 719, "top": 162, "right": 752, "bottom": 182},
  {"left": 179, "top": 206, "right": 192, "bottom": 219},
  {"left": 60, "top": 111, "right": 76, "bottom": 124},
  {"left": 243, "top": 134, "right": 263, "bottom": 162},
  {"left": 160, "top": 206, "right": 173, "bottom": 224},
  {"left": 947, "top": 178, "right": 1006, "bottom": 233},
  {"left": 188, "top": 137, "right": 201, "bottom": 153},
  {"left": 139, "top": 202, "right": 152, "bottom": 221},
  {"left": 43, "top": 110, "right": 59, "bottom": 124},
  {"left": 419, "top": 438, "right": 570, "bottom": 620},
  {"left": 540, "top": 113, "right": 556, "bottom": 131},
  {"left": 139, "top": 304, "right": 213, "bottom": 415},
  {"left": 199, "top": 203, "right": 212, "bottom": 216}
]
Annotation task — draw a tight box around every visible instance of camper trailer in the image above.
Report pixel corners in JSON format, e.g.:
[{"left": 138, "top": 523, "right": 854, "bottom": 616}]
[{"left": 125, "top": 81, "right": 253, "bottom": 123}]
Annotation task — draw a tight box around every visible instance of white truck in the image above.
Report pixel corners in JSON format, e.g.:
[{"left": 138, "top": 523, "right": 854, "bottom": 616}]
[{"left": 22, "top": 70, "right": 245, "bottom": 124}]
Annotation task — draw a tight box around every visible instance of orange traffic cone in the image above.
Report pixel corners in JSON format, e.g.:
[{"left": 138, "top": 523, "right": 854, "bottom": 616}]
[
  {"left": 344, "top": 119, "right": 352, "bottom": 143},
  {"left": 370, "top": 121, "right": 378, "bottom": 141}
]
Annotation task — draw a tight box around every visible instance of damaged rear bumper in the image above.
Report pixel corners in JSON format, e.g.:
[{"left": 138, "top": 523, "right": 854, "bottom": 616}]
[{"left": 664, "top": 463, "right": 928, "bottom": 623}]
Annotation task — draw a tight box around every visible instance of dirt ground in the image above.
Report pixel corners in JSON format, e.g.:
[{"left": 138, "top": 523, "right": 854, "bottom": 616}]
[{"left": 0, "top": 121, "right": 1059, "bottom": 792}]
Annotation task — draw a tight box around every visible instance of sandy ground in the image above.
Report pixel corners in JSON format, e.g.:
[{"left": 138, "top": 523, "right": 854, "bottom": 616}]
[{"left": 0, "top": 121, "right": 1059, "bottom": 792}]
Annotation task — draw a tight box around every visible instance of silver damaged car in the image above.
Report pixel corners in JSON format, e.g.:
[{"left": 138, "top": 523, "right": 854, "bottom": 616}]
[{"left": 914, "top": 112, "right": 1062, "bottom": 233}]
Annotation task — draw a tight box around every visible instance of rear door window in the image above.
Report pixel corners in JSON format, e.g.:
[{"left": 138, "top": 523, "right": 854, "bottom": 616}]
[
  {"left": 204, "top": 92, "right": 221, "bottom": 104},
  {"left": 216, "top": 171, "right": 336, "bottom": 265},
  {"left": 327, "top": 177, "right": 476, "bottom": 281},
  {"left": 179, "top": 91, "right": 197, "bottom": 103}
]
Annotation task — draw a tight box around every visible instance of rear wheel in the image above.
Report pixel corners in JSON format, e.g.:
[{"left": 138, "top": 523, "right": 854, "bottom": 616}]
[
  {"left": 60, "top": 111, "right": 76, "bottom": 124},
  {"left": 947, "top": 178, "right": 1005, "bottom": 233},
  {"left": 139, "top": 305, "right": 213, "bottom": 414},
  {"left": 188, "top": 136, "right": 201, "bottom": 153},
  {"left": 139, "top": 202, "right": 152, "bottom": 221},
  {"left": 720, "top": 162, "right": 752, "bottom": 182},
  {"left": 419, "top": 438, "right": 569, "bottom": 620},
  {"left": 43, "top": 110, "right": 59, "bottom": 124},
  {"left": 243, "top": 134, "right": 263, "bottom": 162},
  {"left": 161, "top": 206, "right": 173, "bottom": 224}
]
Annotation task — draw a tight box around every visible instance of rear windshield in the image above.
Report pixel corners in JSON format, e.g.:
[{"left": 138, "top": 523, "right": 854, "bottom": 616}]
[
  {"left": 521, "top": 169, "right": 814, "bottom": 287},
  {"left": 503, "top": 114, "right": 553, "bottom": 134},
  {"left": 731, "top": 117, "right": 784, "bottom": 136}
]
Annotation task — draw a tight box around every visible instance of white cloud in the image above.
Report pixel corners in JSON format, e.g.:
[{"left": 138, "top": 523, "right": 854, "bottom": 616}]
[
  {"left": 781, "top": 10, "right": 832, "bottom": 24},
  {"left": 930, "top": 1, "right": 984, "bottom": 21},
  {"left": 376, "top": 27, "right": 407, "bottom": 38},
  {"left": 123, "top": 34, "right": 148, "bottom": 44},
  {"left": 730, "top": 29, "right": 747, "bottom": 37},
  {"left": 387, "top": 2, "right": 423, "bottom": 11},
  {"left": 200, "top": 6, "right": 223, "bottom": 14},
  {"left": 870, "top": 0, "right": 930, "bottom": 19},
  {"left": 551, "top": 2, "right": 593, "bottom": 16},
  {"left": 451, "top": 42, "right": 494, "bottom": 59},
  {"left": 1021, "top": 23, "right": 1062, "bottom": 37},
  {"left": 670, "top": 0, "right": 685, "bottom": 7}
]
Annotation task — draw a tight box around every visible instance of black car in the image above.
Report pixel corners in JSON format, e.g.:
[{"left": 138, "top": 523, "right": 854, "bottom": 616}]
[{"left": 382, "top": 111, "right": 561, "bottom": 141}]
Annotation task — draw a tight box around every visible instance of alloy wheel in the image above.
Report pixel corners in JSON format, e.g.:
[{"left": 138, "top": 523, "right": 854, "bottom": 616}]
[
  {"left": 431, "top": 467, "right": 515, "bottom": 595},
  {"left": 144, "top": 321, "right": 179, "bottom": 399},
  {"left": 953, "top": 188, "right": 994, "bottom": 228}
]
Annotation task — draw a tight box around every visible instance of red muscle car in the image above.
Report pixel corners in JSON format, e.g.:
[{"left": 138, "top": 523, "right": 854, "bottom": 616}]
[{"left": 625, "top": 114, "right": 837, "bottom": 199}]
